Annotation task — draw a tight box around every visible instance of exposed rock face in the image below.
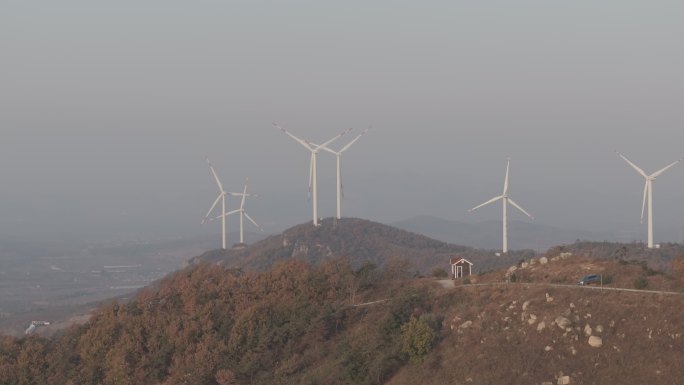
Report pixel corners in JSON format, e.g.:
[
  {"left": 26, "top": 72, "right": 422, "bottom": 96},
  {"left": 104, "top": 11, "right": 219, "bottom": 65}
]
[
  {"left": 555, "top": 316, "right": 572, "bottom": 329},
  {"left": 588, "top": 336, "right": 603, "bottom": 348}
]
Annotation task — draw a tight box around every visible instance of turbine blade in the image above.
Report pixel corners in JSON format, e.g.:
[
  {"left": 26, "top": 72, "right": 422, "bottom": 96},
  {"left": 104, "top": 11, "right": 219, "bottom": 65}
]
[
  {"left": 339, "top": 128, "right": 369, "bottom": 153},
  {"left": 503, "top": 158, "right": 510, "bottom": 195},
  {"left": 202, "top": 194, "right": 223, "bottom": 224},
  {"left": 651, "top": 158, "right": 683, "bottom": 178},
  {"left": 468, "top": 195, "right": 503, "bottom": 212},
  {"left": 208, "top": 209, "right": 241, "bottom": 222},
  {"left": 641, "top": 181, "right": 648, "bottom": 223},
  {"left": 617, "top": 152, "right": 648, "bottom": 178},
  {"left": 318, "top": 127, "right": 353, "bottom": 150},
  {"left": 317, "top": 145, "right": 338, "bottom": 155},
  {"left": 274, "top": 123, "right": 311, "bottom": 149},
  {"left": 240, "top": 178, "right": 248, "bottom": 209},
  {"left": 244, "top": 212, "right": 264, "bottom": 231},
  {"left": 508, "top": 198, "right": 534, "bottom": 220},
  {"left": 205, "top": 157, "right": 224, "bottom": 192}
]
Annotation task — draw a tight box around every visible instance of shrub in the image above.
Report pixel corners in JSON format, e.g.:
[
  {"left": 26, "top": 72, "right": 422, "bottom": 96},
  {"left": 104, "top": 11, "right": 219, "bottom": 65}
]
[
  {"left": 510, "top": 273, "right": 517, "bottom": 283},
  {"left": 400, "top": 316, "right": 436, "bottom": 364},
  {"left": 462, "top": 278, "right": 471, "bottom": 285},
  {"left": 431, "top": 268, "right": 449, "bottom": 278},
  {"left": 633, "top": 277, "right": 648, "bottom": 290},
  {"left": 602, "top": 274, "right": 613, "bottom": 285}
]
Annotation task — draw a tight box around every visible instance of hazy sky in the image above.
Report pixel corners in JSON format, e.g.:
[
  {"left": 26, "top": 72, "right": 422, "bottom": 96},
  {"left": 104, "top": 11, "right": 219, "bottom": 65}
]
[{"left": 2, "top": 1, "right": 683, "bottom": 243}]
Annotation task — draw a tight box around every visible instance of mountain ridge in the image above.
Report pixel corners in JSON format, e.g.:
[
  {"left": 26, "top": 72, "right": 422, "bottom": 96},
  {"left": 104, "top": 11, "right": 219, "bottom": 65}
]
[{"left": 192, "top": 217, "right": 536, "bottom": 274}]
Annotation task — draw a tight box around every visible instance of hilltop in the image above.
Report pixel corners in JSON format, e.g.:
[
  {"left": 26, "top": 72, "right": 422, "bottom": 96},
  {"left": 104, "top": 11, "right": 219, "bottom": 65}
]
[{"left": 192, "top": 217, "right": 536, "bottom": 274}]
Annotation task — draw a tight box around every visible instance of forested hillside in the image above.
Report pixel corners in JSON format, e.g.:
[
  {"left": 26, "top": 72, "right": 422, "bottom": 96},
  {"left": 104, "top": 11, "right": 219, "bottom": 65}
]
[
  {"left": 0, "top": 258, "right": 439, "bottom": 385},
  {"left": 2, "top": 253, "right": 684, "bottom": 384}
]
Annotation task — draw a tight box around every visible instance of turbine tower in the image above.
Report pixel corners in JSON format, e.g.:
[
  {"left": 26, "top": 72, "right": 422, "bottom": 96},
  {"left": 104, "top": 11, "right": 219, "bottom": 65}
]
[
  {"left": 617, "top": 152, "right": 682, "bottom": 249},
  {"left": 275, "top": 123, "right": 352, "bottom": 226},
  {"left": 202, "top": 157, "right": 230, "bottom": 249},
  {"left": 317, "top": 128, "right": 369, "bottom": 219},
  {"left": 226, "top": 178, "right": 263, "bottom": 245},
  {"left": 468, "top": 158, "right": 534, "bottom": 254}
]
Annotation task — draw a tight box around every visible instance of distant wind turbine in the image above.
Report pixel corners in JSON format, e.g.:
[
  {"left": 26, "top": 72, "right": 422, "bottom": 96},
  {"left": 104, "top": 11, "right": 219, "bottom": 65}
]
[
  {"left": 617, "top": 152, "right": 682, "bottom": 249},
  {"left": 316, "top": 128, "right": 369, "bottom": 219},
  {"left": 275, "top": 123, "right": 352, "bottom": 226},
  {"left": 202, "top": 157, "right": 231, "bottom": 249},
  {"left": 224, "top": 178, "right": 263, "bottom": 245},
  {"left": 468, "top": 158, "right": 534, "bottom": 254}
]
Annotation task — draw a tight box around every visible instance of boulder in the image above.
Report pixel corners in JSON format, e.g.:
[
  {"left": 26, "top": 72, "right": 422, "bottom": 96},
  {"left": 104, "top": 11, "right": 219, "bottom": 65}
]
[
  {"left": 555, "top": 316, "right": 572, "bottom": 329},
  {"left": 588, "top": 336, "right": 603, "bottom": 348},
  {"left": 584, "top": 324, "right": 592, "bottom": 336},
  {"left": 540, "top": 257, "right": 549, "bottom": 264},
  {"left": 558, "top": 376, "right": 571, "bottom": 385},
  {"left": 537, "top": 321, "right": 546, "bottom": 332}
]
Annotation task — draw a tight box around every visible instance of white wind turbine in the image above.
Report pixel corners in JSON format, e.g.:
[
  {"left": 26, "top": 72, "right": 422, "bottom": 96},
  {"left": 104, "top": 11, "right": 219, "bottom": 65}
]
[
  {"left": 468, "top": 158, "right": 534, "bottom": 254},
  {"left": 225, "top": 178, "right": 263, "bottom": 245},
  {"left": 617, "top": 152, "right": 682, "bottom": 249},
  {"left": 202, "top": 157, "right": 231, "bottom": 249},
  {"left": 275, "top": 123, "right": 352, "bottom": 226},
  {"left": 317, "top": 128, "right": 369, "bottom": 219}
]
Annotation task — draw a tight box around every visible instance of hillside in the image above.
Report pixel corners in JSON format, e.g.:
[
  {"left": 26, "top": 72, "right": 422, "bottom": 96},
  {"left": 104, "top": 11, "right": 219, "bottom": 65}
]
[
  {"left": 392, "top": 215, "right": 618, "bottom": 252},
  {"left": 1, "top": 251, "right": 684, "bottom": 385},
  {"left": 192, "top": 218, "right": 536, "bottom": 275}
]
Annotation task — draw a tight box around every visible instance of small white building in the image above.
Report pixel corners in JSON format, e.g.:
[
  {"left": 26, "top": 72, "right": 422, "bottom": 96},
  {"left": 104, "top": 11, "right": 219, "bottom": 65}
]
[{"left": 450, "top": 257, "right": 473, "bottom": 279}]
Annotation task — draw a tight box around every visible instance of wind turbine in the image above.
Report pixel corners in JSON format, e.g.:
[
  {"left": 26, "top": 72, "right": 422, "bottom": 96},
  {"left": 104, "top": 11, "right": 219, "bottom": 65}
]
[
  {"left": 202, "top": 157, "right": 230, "bottom": 249},
  {"left": 275, "top": 123, "right": 352, "bottom": 226},
  {"left": 226, "top": 178, "right": 263, "bottom": 245},
  {"left": 617, "top": 152, "right": 682, "bottom": 249},
  {"left": 317, "top": 128, "right": 369, "bottom": 219},
  {"left": 468, "top": 158, "right": 534, "bottom": 254}
]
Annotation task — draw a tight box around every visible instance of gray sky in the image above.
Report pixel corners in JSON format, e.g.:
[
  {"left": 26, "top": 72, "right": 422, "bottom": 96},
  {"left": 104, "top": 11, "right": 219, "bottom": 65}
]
[{"left": 1, "top": 1, "right": 684, "bottom": 243}]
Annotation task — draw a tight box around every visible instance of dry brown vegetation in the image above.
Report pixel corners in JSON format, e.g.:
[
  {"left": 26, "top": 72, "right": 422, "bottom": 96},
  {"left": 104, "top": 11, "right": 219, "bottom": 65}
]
[
  {"left": 3, "top": 221, "right": 684, "bottom": 385},
  {"left": 1, "top": 252, "right": 683, "bottom": 384}
]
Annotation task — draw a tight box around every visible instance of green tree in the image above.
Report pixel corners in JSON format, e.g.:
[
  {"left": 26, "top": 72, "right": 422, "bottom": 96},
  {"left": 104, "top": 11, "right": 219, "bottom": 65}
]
[{"left": 400, "top": 316, "right": 436, "bottom": 364}]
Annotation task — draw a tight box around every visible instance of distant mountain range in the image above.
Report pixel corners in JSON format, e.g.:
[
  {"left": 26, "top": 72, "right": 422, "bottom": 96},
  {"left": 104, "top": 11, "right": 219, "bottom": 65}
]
[{"left": 391, "top": 215, "right": 619, "bottom": 252}]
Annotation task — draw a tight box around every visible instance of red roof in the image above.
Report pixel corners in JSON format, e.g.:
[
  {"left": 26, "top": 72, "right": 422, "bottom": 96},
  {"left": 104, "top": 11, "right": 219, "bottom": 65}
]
[{"left": 450, "top": 257, "right": 473, "bottom": 265}]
